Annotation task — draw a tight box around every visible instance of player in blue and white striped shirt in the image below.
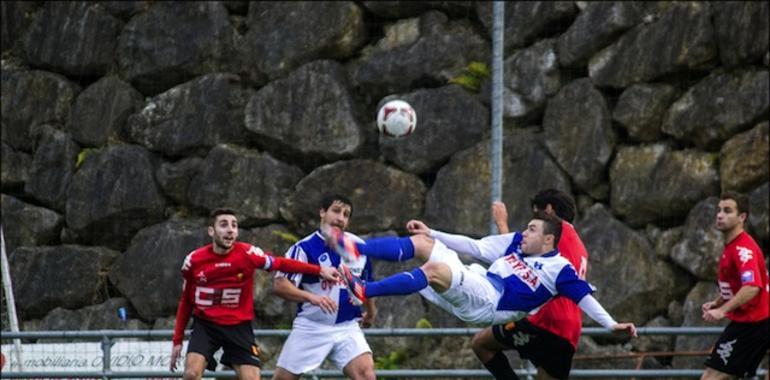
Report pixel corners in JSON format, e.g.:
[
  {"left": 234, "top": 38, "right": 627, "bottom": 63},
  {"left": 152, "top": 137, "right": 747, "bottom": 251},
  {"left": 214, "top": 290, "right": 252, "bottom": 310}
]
[{"left": 272, "top": 194, "right": 376, "bottom": 380}]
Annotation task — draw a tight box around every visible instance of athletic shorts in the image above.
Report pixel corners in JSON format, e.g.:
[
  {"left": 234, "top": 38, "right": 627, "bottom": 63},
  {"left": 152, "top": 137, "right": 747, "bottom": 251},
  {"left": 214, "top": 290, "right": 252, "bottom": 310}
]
[
  {"left": 187, "top": 317, "right": 262, "bottom": 371},
  {"left": 492, "top": 318, "right": 575, "bottom": 379},
  {"left": 276, "top": 317, "right": 371, "bottom": 374},
  {"left": 704, "top": 318, "right": 770, "bottom": 377},
  {"left": 418, "top": 240, "right": 525, "bottom": 325}
]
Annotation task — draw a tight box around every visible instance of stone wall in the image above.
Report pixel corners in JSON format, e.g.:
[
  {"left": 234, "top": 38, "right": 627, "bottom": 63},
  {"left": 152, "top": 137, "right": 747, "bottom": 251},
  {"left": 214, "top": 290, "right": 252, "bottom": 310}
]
[{"left": 1, "top": 1, "right": 768, "bottom": 372}]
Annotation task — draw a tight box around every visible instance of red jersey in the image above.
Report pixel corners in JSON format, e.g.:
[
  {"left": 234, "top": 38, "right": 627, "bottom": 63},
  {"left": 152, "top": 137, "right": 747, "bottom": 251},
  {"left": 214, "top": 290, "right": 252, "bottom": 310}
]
[
  {"left": 718, "top": 231, "right": 769, "bottom": 323},
  {"left": 527, "top": 221, "right": 588, "bottom": 348},
  {"left": 172, "top": 242, "right": 322, "bottom": 345}
]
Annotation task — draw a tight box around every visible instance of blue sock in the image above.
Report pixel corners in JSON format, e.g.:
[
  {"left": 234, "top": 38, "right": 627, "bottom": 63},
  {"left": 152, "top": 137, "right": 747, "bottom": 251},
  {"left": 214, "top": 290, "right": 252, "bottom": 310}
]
[
  {"left": 366, "top": 268, "right": 428, "bottom": 298},
  {"left": 357, "top": 237, "right": 415, "bottom": 262}
]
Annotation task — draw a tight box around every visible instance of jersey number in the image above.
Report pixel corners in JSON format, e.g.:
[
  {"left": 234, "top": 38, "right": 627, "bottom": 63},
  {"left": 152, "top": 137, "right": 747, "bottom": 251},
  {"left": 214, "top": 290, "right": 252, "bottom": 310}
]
[{"left": 195, "top": 287, "right": 242, "bottom": 306}]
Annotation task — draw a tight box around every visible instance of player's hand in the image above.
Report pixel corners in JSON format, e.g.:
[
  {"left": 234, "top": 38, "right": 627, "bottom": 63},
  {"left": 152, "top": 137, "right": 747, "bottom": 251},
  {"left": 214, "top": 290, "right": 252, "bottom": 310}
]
[
  {"left": 703, "top": 308, "right": 726, "bottom": 322},
  {"left": 406, "top": 220, "right": 430, "bottom": 235},
  {"left": 318, "top": 266, "right": 340, "bottom": 282},
  {"left": 170, "top": 344, "right": 182, "bottom": 371},
  {"left": 310, "top": 295, "right": 338, "bottom": 314},
  {"left": 611, "top": 322, "right": 637, "bottom": 338},
  {"left": 492, "top": 201, "right": 509, "bottom": 234},
  {"left": 701, "top": 300, "right": 718, "bottom": 313}
]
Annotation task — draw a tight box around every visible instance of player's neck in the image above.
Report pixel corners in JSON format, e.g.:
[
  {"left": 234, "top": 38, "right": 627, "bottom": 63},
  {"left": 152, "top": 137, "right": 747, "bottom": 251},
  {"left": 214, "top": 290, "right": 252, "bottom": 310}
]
[
  {"left": 212, "top": 243, "right": 233, "bottom": 255},
  {"left": 723, "top": 226, "right": 744, "bottom": 245}
]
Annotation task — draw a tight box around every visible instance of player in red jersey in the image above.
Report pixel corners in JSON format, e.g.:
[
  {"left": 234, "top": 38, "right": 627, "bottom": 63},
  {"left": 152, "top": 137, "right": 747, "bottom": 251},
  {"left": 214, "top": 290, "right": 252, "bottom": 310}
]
[
  {"left": 472, "top": 189, "right": 589, "bottom": 380},
  {"left": 701, "top": 192, "right": 769, "bottom": 380},
  {"left": 170, "top": 208, "right": 340, "bottom": 380}
]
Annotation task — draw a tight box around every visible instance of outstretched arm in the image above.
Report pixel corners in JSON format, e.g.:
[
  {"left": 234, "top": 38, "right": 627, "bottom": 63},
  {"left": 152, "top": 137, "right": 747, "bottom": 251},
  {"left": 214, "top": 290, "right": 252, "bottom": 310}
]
[{"left": 578, "top": 295, "right": 637, "bottom": 337}]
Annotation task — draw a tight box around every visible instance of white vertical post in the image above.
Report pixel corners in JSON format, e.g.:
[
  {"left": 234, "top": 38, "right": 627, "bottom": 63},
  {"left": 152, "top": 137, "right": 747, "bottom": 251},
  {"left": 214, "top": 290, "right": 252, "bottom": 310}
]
[
  {"left": 0, "top": 226, "right": 24, "bottom": 371},
  {"left": 490, "top": 1, "right": 505, "bottom": 234}
]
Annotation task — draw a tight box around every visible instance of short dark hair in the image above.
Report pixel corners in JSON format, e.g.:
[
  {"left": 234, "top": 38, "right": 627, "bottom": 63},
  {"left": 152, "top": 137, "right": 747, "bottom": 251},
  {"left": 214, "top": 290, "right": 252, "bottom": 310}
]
[
  {"left": 531, "top": 189, "right": 577, "bottom": 222},
  {"left": 720, "top": 191, "right": 750, "bottom": 217},
  {"left": 209, "top": 208, "right": 238, "bottom": 226},
  {"left": 320, "top": 194, "right": 353, "bottom": 217},
  {"left": 533, "top": 210, "right": 562, "bottom": 247}
]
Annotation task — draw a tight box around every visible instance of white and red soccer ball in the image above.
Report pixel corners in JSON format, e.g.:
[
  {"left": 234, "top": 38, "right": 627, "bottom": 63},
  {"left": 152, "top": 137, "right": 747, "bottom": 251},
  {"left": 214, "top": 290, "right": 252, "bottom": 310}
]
[{"left": 377, "top": 100, "right": 416, "bottom": 137}]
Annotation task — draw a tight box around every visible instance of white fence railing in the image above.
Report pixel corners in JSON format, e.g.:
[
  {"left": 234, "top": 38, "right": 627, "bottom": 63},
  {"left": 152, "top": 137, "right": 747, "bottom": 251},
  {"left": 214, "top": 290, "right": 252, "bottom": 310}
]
[{"left": 1, "top": 327, "right": 767, "bottom": 379}]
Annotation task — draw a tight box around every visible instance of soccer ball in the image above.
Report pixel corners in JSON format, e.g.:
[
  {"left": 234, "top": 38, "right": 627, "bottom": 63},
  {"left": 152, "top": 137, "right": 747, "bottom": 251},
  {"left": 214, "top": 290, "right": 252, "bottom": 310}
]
[{"left": 377, "top": 100, "right": 416, "bottom": 137}]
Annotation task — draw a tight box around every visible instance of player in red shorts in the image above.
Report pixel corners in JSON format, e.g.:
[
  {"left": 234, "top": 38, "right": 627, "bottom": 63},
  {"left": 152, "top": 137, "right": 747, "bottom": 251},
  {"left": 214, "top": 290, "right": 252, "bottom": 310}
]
[
  {"left": 701, "top": 192, "right": 769, "bottom": 380},
  {"left": 472, "top": 189, "right": 590, "bottom": 379},
  {"left": 170, "top": 208, "right": 340, "bottom": 380}
]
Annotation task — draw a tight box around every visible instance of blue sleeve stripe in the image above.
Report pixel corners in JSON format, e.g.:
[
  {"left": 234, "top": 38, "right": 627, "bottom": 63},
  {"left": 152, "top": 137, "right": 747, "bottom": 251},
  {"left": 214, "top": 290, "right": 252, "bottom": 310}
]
[{"left": 555, "top": 265, "right": 593, "bottom": 303}]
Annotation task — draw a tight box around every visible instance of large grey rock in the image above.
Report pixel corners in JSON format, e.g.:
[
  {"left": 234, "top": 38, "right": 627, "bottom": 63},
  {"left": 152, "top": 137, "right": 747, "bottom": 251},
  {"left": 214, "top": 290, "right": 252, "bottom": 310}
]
[
  {"left": 662, "top": 69, "right": 769, "bottom": 150},
  {"left": 156, "top": 157, "right": 203, "bottom": 205},
  {"left": 612, "top": 84, "right": 678, "bottom": 142},
  {"left": 0, "top": 194, "right": 63, "bottom": 254},
  {"left": 66, "top": 145, "right": 167, "bottom": 250},
  {"left": 719, "top": 122, "right": 769, "bottom": 192},
  {"left": 348, "top": 11, "right": 489, "bottom": 100},
  {"left": 425, "top": 129, "right": 571, "bottom": 236},
  {"left": 748, "top": 183, "right": 769, "bottom": 243},
  {"left": 241, "top": 224, "right": 298, "bottom": 262},
  {"left": 117, "top": 2, "right": 237, "bottom": 94},
  {"left": 100, "top": 1, "right": 149, "bottom": 20},
  {"left": 362, "top": 1, "right": 474, "bottom": 19},
  {"left": 281, "top": 159, "right": 425, "bottom": 234},
  {"left": 243, "top": 2, "right": 366, "bottom": 80},
  {"left": 589, "top": 2, "right": 717, "bottom": 88},
  {"left": 1, "top": 142, "right": 31, "bottom": 190},
  {"left": 670, "top": 197, "right": 723, "bottom": 280},
  {"left": 22, "top": 2, "right": 122, "bottom": 77},
  {"left": 543, "top": 78, "right": 614, "bottom": 198},
  {"left": 476, "top": 2, "right": 576, "bottom": 54},
  {"left": 573, "top": 337, "right": 637, "bottom": 370},
  {"left": 502, "top": 39, "right": 564, "bottom": 119},
  {"left": 9, "top": 245, "right": 119, "bottom": 319},
  {"left": 109, "top": 219, "right": 208, "bottom": 321},
  {"left": 24, "top": 126, "right": 80, "bottom": 211},
  {"left": 128, "top": 73, "right": 252, "bottom": 157},
  {"left": 577, "top": 204, "right": 692, "bottom": 324},
  {"left": 188, "top": 145, "right": 303, "bottom": 225},
  {"left": 66, "top": 76, "right": 144, "bottom": 147},
  {"left": 672, "top": 281, "right": 727, "bottom": 369},
  {"left": 1, "top": 1, "right": 36, "bottom": 52},
  {"left": 610, "top": 144, "right": 720, "bottom": 227},
  {"left": 712, "top": 1, "right": 769, "bottom": 68},
  {"left": 631, "top": 316, "right": 676, "bottom": 356},
  {"left": 379, "top": 86, "right": 488, "bottom": 174},
  {"left": 245, "top": 61, "right": 363, "bottom": 163},
  {"left": 35, "top": 298, "right": 149, "bottom": 331},
  {"left": 557, "top": 2, "right": 643, "bottom": 68},
  {"left": 0, "top": 70, "right": 81, "bottom": 152}
]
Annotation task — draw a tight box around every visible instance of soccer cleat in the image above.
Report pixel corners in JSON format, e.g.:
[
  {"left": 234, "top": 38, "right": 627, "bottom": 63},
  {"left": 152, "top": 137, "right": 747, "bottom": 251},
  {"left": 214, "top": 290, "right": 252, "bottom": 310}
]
[
  {"left": 338, "top": 263, "right": 367, "bottom": 305},
  {"left": 322, "top": 226, "right": 361, "bottom": 263}
]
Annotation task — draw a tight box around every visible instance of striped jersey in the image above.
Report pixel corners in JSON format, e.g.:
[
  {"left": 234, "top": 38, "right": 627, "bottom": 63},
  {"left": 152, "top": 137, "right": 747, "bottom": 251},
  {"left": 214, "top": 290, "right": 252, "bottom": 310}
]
[
  {"left": 277, "top": 230, "right": 374, "bottom": 325},
  {"left": 432, "top": 230, "right": 593, "bottom": 315}
]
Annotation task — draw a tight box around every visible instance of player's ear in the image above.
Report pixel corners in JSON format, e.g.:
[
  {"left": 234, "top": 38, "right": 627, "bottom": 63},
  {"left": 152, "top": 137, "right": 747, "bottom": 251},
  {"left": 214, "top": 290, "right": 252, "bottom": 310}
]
[{"left": 208, "top": 226, "right": 215, "bottom": 237}]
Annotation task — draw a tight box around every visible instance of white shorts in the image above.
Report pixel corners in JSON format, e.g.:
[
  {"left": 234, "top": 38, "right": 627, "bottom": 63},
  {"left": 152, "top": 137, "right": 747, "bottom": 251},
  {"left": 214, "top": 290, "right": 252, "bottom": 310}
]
[
  {"left": 418, "top": 240, "right": 525, "bottom": 325},
  {"left": 275, "top": 317, "right": 371, "bottom": 374}
]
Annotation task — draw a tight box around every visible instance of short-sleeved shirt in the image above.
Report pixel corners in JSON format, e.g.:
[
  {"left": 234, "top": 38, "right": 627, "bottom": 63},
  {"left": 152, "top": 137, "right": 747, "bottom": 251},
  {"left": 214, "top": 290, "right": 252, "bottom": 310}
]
[
  {"left": 277, "top": 230, "right": 374, "bottom": 325},
  {"left": 718, "top": 231, "right": 769, "bottom": 322}
]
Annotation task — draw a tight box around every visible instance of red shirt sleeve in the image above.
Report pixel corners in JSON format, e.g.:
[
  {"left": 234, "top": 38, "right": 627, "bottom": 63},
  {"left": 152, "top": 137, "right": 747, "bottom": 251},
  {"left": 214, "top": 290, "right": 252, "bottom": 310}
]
[
  {"left": 243, "top": 243, "right": 321, "bottom": 275},
  {"left": 172, "top": 253, "right": 196, "bottom": 346},
  {"left": 269, "top": 255, "right": 321, "bottom": 275},
  {"left": 172, "top": 277, "right": 194, "bottom": 346},
  {"left": 736, "top": 245, "right": 763, "bottom": 287}
]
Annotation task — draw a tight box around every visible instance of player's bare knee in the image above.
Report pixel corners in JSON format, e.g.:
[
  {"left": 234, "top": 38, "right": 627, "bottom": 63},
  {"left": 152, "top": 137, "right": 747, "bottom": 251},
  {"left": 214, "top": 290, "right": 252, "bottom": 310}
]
[
  {"left": 183, "top": 368, "right": 202, "bottom": 380},
  {"left": 410, "top": 234, "right": 434, "bottom": 262},
  {"left": 421, "top": 261, "right": 451, "bottom": 290}
]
